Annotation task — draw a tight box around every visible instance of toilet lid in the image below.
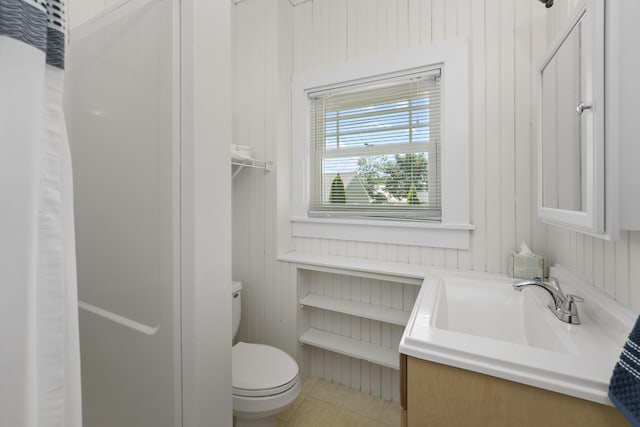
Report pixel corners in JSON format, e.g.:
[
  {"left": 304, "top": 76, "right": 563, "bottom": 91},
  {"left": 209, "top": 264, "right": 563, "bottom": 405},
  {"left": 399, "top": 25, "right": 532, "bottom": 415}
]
[{"left": 232, "top": 342, "right": 299, "bottom": 397}]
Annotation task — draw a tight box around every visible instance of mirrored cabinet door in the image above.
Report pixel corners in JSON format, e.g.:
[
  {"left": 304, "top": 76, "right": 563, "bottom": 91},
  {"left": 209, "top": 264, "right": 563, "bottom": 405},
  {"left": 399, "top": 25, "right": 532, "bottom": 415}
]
[{"left": 538, "top": 0, "right": 604, "bottom": 234}]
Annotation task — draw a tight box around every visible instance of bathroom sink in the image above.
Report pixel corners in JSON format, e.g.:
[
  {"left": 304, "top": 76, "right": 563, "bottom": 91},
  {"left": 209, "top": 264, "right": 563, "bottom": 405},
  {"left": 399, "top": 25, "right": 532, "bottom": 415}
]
[
  {"left": 432, "top": 276, "right": 570, "bottom": 353},
  {"left": 399, "top": 266, "right": 636, "bottom": 405}
]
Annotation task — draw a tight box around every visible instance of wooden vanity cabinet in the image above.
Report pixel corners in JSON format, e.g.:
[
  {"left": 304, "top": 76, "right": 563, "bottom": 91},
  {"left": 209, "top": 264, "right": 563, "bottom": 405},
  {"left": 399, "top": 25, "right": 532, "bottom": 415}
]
[{"left": 400, "top": 354, "right": 628, "bottom": 427}]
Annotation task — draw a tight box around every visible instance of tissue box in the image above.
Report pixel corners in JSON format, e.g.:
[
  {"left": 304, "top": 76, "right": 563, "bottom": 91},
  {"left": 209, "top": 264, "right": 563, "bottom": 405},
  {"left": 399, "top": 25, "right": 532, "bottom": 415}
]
[{"left": 512, "top": 254, "right": 545, "bottom": 280}]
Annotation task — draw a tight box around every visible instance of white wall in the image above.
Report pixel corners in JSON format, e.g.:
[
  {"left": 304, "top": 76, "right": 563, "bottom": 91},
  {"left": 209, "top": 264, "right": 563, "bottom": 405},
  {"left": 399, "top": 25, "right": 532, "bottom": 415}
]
[
  {"left": 232, "top": 1, "right": 640, "bottom": 395},
  {"left": 231, "top": 0, "right": 296, "bottom": 354},
  {"left": 231, "top": 0, "right": 556, "bottom": 392}
]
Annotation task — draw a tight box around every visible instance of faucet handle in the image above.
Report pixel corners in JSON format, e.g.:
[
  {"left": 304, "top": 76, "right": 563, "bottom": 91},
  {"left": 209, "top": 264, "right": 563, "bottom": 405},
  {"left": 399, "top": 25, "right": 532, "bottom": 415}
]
[
  {"left": 559, "top": 294, "right": 583, "bottom": 325},
  {"left": 566, "top": 294, "right": 584, "bottom": 303}
]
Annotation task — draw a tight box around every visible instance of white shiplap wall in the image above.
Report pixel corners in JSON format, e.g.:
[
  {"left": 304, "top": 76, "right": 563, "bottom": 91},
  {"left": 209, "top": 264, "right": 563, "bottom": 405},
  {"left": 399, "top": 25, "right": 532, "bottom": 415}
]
[
  {"left": 288, "top": 0, "right": 553, "bottom": 271},
  {"left": 231, "top": 0, "right": 640, "bottom": 400},
  {"left": 542, "top": 1, "right": 640, "bottom": 313}
]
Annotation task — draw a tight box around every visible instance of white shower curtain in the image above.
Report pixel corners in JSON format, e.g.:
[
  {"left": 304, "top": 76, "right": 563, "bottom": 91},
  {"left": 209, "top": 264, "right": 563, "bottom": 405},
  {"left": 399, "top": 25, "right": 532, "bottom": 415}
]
[{"left": 0, "top": 1, "right": 82, "bottom": 426}]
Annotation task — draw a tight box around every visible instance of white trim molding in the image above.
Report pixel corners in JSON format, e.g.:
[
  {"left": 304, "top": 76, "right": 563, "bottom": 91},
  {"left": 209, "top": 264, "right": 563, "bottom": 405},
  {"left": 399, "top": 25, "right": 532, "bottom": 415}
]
[
  {"left": 291, "top": 39, "right": 471, "bottom": 249},
  {"left": 291, "top": 217, "right": 473, "bottom": 249}
]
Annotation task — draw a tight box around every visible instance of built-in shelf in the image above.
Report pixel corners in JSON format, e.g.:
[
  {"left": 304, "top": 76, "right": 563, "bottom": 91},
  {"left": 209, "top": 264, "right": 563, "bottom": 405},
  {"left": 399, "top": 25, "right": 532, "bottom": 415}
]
[
  {"left": 231, "top": 155, "right": 272, "bottom": 179},
  {"left": 299, "top": 328, "right": 400, "bottom": 370},
  {"left": 300, "top": 294, "right": 410, "bottom": 326},
  {"left": 278, "top": 252, "right": 426, "bottom": 285},
  {"left": 285, "top": 252, "right": 419, "bottom": 381}
]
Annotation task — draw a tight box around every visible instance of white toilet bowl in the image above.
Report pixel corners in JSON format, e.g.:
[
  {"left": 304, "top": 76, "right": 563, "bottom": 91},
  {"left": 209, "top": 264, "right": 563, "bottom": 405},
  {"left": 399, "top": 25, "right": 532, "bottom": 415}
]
[
  {"left": 232, "top": 342, "right": 300, "bottom": 427},
  {"left": 231, "top": 282, "right": 300, "bottom": 427}
]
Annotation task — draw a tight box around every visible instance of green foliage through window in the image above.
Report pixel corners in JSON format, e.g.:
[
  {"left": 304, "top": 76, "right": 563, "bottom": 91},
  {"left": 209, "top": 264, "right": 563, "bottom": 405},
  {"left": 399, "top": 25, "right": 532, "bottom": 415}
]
[
  {"left": 355, "top": 153, "right": 428, "bottom": 205},
  {"left": 329, "top": 173, "right": 346, "bottom": 203}
]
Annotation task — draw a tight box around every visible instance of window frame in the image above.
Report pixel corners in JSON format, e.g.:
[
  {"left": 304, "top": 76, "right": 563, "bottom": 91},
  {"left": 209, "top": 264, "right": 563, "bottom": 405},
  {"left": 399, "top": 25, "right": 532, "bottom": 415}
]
[
  {"left": 291, "top": 40, "right": 472, "bottom": 249},
  {"left": 308, "top": 68, "right": 442, "bottom": 219}
]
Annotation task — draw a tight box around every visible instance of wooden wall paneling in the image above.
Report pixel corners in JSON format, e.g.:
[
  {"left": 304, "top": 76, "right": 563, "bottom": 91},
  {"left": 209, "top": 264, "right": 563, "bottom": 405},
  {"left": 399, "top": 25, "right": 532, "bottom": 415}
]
[
  {"left": 381, "top": 366, "right": 392, "bottom": 401},
  {"left": 500, "top": 0, "right": 516, "bottom": 274},
  {"left": 264, "top": 1, "right": 279, "bottom": 348},
  {"left": 431, "top": 0, "right": 445, "bottom": 43},
  {"left": 419, "top": 246, "right": 433, "bottom": 267},
  {"left": 456, "top": 0, "right": 471, "bottom": 39},
  {"left": 286, "top": 263, "right": 297, "bottom": 356},
  {"left": 408, "top": 246, "right": 421, "bottom": 265},
  {"left": 311, "top": 0, "right": 328, "bottom": 68},
  {"left": 593, "top": 239, "right": 605, "bottom": 293},
  {"left": 584, "top": 236, "right": 594, "bottom": 285},
  {"left": 432, "top": 249, "right": 445, "bottom": 268},
  {"left": 350, "top": 357, "right": 361, "bottom": 392},
  {"left": 235, "top": 2, "right": 261, "bottom": 344},
  {"left": 514, "top": 0, "right": 533, "bottom": 257},
  {"left": 318, "top": 237, "right": 328, "bottom": 256},
  {"left": 333, "top": 0, "right": 348, "bottom": 64},
  {"left": 396, "top": 0, "right": 409, "bottom": 49},
  {"left": 359, "top": 0, "right": 378, "bottom": 60},
  {"left": 604, "top": 240, "right": 616, "bottom": 298},
  {"left": 375, "top": 0, "right": 388, "bottom": 54},
  {"left": 576, "top": 232, "right": 585, "bottom": 278},
  {"left": 340, "top": 314, "right": 351, "bottom": 385},
  {"left": 421, "top": 0, "right": 433, "bottom": 48},
  {"left": 298, "top": 269, "right": 311, "bottom": 377},
  {"left": 444, "top": 249, "right": 457, "bottom": 269},
  {"left": 569, "top": 230, "right": 578, "bottom": 272},
  {"left": 345, "top": 0, "right": 359, "bottom": 60},
  {"left": 370, "top": 357, "right": 382, "bottom": 398},
  {"left": 529, "top": 2, "right": 548, "bottom": 258},
  {"left": 391, "top": 0, "right": 405, "bottom": 50},
  {"left": 470, "top": 0, "right": 487, "bottom": 273},
  {"left": 293, "top": 1, "right": 313, "bottom": 74},
  {"left": 407, "top": 0, "right": 421, "bottom": 49},
  {"left": 397, "top": 245, "right": 409, "bottom": 264},
  {"left": 391, "top": 283, "right": 403, "bottom": 312},
  {"left": 444, "top": 0, "right": 457, "bottom": 39},
  {"left": 614, "top": 232, "right": 630, "bottom": 305},
  {"left": 485, "top": 0, "right": 502, "bottom": 274}
]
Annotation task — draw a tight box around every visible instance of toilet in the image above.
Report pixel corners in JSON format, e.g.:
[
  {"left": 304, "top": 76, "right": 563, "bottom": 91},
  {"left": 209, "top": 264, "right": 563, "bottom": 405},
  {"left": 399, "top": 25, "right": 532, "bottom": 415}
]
[{"left": 231, "top": 281, "right": 301, "bottom": 427}]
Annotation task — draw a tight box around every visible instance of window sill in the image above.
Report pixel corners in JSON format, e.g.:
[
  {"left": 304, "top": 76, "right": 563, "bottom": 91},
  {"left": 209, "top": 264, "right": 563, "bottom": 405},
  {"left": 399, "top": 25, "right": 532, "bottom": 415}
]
[{"left": 291, "top": 217, "right": 473, "bottom": 249}]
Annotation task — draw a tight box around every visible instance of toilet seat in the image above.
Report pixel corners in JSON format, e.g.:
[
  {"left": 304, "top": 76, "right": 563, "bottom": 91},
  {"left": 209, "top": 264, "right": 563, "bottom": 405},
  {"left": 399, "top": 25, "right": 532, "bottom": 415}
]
[{"left": 232, "top": 342, "right": 299, "bottom": 398}]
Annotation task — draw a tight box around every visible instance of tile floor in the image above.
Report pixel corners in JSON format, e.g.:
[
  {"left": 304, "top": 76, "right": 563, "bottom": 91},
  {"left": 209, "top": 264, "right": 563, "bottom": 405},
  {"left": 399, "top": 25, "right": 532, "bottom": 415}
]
[{"left": 276, "top": 377, "right": 401, "bottom": 427}]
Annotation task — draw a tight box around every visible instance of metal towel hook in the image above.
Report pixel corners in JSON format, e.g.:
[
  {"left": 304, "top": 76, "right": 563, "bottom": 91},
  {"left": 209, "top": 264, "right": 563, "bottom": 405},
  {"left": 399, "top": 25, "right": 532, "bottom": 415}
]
[{"left": 576, "top": 102, "right": 592, "bottom": 115}]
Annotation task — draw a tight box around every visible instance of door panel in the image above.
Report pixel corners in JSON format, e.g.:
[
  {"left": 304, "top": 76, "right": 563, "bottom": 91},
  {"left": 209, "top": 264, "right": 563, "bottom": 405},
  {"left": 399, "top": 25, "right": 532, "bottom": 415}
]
[{"left": 64, "top": 1, "right": 180, "bottom": 425}]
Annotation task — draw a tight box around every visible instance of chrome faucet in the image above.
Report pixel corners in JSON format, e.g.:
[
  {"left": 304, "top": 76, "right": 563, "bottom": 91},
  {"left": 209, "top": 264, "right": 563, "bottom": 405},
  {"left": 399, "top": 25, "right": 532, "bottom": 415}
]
[{"left": 512, "top": 277, "right": 582, "bottom": 325}]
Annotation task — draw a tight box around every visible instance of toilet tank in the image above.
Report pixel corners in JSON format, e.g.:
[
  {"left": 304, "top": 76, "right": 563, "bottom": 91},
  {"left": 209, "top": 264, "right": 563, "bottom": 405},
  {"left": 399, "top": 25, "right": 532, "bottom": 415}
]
[{"left": 231, "top": 281, "right": 242, "bottom": 339}]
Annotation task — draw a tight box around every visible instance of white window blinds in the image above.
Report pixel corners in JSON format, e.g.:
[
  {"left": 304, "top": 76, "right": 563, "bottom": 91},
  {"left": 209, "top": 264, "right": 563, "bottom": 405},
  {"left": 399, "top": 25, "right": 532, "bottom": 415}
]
[{"left": 308, "top": 69, "right": 441, "bottom": 220}]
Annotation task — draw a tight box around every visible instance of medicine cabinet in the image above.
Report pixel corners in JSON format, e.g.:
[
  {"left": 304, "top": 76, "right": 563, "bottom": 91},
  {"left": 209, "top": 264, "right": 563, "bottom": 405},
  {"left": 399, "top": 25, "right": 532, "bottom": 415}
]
[
  {"left": 537, "top": 0, "right": 640, "bottom": 238},
  {"left": 538, "top": 0, "right": 604, "bottom": 235}
]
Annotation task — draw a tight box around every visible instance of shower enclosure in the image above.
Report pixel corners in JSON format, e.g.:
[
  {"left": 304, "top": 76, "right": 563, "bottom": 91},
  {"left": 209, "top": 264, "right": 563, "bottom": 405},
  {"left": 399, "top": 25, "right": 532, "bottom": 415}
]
[{"left": 64, "top": 0, "right": 232, "bottom": 425}]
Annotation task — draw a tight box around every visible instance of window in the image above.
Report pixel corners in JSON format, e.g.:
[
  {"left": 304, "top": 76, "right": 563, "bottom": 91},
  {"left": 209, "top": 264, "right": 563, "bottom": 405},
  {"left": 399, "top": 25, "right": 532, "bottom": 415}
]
[
  {"left": 291, "top": 41, "right": 472, "bottom": 249},
  {"left": 309, "top": 69, "right": 441, "bottom": 220}
]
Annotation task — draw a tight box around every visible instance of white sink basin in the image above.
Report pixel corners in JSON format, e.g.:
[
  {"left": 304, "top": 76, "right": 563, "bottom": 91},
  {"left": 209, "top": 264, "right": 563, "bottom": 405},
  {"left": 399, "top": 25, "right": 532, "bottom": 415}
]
[
  {"left": 433, "top": 276, "right": 571, "bottom": 354},
  {"left": 400, "top": 266, "right": 637, "bottom": 405}
]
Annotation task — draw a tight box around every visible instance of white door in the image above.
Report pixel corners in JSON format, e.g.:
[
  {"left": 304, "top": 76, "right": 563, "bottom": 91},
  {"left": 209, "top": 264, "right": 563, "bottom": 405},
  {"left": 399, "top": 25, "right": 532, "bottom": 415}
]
[{"left": 64, "top": 0, "right": 181, "bottom": 425}]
